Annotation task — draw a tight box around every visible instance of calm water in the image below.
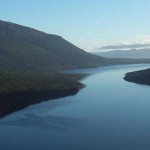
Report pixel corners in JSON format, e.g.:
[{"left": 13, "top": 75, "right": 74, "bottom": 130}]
[{"left": 1, "top": 64, "right": 150, "bottom": 150}]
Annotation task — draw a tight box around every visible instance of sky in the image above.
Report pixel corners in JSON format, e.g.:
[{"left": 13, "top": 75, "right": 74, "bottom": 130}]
[{"left": 1, "top": 0, "right": 150, "bottom": 51}]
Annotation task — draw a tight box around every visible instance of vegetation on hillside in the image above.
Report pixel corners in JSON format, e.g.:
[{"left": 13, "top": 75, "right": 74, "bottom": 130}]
[{"left": 0, "top": 71, "right": 85, "bottom": 94}]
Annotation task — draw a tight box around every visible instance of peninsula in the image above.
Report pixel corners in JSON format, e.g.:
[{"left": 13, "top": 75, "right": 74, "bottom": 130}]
[{"left": 124, "top": 68, "right": 150, "bottom": 85}]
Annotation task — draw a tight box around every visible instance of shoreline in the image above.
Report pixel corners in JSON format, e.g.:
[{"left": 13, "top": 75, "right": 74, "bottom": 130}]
[{"left": 0, "top": 71, "right": 86, "bottom": 118}]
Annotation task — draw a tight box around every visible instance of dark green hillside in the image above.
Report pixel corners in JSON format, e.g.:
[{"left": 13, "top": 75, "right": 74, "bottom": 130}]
[
  {"left": 0, "top": 71, "right": 85, "bottom": 94},
  {"left": 0, "top": 20, "right": 106, "bottom": 71}
]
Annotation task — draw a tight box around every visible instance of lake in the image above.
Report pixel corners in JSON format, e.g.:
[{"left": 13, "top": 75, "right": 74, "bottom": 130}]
[{"left": 1, "top": 64, "right": 150, "bottom": 150}]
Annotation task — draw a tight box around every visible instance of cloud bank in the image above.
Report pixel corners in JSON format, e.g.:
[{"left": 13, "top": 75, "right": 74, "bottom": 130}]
[{"left": 97, "top": 39, "right": 150, "bottom": 50}]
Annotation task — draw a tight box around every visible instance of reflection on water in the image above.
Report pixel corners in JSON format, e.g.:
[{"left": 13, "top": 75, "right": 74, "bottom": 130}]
[
  {"left": 0, "top": 113, "right": 87, "bottom": 131},
  {"left": 1, "top": 64, "right": 150, "bottom": 150},
  {"left": 0, "top": 88, "right": 80, "bottom": 118}
]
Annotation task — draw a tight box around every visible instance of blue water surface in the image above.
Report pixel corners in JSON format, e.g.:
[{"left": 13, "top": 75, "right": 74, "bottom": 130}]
[{"left": 1, "top": 64, "right": 150, "bottom": 150}]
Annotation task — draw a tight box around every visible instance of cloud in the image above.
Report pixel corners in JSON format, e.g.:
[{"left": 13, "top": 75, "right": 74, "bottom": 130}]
[{"left": 97, "top": 38, "right": 150, "bottom": 50}]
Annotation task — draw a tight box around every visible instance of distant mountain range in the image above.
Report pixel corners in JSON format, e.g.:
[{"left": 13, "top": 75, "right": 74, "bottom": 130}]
[{"left": 92, "top": 48, "right": 150, "bottom": 58}]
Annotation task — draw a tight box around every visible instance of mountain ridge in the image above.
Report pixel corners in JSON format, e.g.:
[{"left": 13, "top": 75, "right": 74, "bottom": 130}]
[
  {"left": 92, "top": 48, "right": 150, "bottom": 58},
  {"left": 1, "top": 20, "right": 150, "bottom": 72},
  {"left": 0, "top": 20, "right": 106, "bottom": 72}
]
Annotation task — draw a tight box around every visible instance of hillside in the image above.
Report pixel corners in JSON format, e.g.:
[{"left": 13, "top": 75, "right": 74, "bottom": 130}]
[
  {"left": 0, "top": 20, "right": 107, "bottom": 72},
  {"left": 92, "top": 48, "right": 150, "bottom": 58},
  {"left": 1, "top": 20, "right": 150, "bottom": 72}
]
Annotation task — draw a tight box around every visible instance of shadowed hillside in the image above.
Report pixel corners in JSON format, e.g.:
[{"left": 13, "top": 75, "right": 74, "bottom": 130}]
[
  {"left": 1, "top": 20, "right": 150, "bottom": 72},
  {"left": 0, "top": 20, "right": 107, "bottom": 72}
]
